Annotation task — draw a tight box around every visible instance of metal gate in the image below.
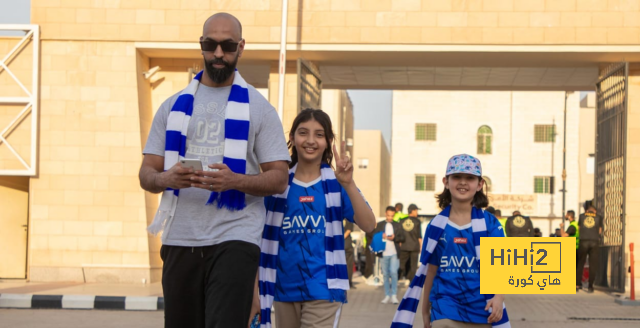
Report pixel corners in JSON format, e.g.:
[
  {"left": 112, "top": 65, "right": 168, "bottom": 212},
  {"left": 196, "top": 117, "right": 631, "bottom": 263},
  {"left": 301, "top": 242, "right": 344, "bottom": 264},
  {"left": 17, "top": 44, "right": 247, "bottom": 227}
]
[
  {"left": 297, "top": 58, "right": 322, "bottom": 112},
  {"left": 594, "top": 62, "right": 627, "bottom": 292}
]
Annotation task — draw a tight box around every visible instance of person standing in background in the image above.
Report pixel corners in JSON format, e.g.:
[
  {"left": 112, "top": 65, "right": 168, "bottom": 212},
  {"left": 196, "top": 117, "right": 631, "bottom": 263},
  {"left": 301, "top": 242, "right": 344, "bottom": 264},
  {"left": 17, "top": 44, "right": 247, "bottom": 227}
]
[
  {"left": 576, "top": 202, "right": 603, "bottom": 293},
  {"left": 398, "top": 204, "right": 423, "bottom": 285},
  {"left": 393, "top": 202, "right": 409, "bottom": 222},
  {"left": 374, "top": 206, "right": 405, "bottom": 304},
  {"left": 505, "top": 210, "right": 534, "bottom": 237},
  {"left": 344, "top": 218, "right": 355, "bottom": 288},
  {"left": 495, "top": 209, "right": 507, "bottom": 236}
]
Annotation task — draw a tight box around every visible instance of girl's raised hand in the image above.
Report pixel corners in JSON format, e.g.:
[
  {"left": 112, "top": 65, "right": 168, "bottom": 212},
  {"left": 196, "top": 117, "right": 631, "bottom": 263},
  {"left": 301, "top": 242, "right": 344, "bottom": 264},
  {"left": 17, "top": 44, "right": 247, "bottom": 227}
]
[{"left": 333, "top": 141, "right": 353, "bottom": 186}]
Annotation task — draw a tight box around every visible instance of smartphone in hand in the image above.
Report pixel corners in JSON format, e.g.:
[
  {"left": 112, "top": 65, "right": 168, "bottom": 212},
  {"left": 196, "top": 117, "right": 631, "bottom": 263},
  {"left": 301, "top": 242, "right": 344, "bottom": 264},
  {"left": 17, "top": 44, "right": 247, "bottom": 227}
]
[{"left": 179, "top": 159, "right": 203, "bottom": 171}]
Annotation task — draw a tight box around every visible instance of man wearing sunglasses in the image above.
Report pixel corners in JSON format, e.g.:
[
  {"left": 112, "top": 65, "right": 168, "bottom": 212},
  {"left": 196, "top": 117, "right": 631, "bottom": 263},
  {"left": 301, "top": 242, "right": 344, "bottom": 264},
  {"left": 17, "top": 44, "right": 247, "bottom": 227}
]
[{"left": 139, "top": 13, "right": 290, "bottom": 328}]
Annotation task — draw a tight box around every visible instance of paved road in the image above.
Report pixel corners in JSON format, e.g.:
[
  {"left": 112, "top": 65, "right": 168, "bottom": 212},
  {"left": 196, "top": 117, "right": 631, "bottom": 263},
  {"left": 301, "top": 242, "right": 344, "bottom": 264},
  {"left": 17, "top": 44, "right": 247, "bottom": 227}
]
[{"left": 2, "top": 279, "right": 639, "bottom": 328}]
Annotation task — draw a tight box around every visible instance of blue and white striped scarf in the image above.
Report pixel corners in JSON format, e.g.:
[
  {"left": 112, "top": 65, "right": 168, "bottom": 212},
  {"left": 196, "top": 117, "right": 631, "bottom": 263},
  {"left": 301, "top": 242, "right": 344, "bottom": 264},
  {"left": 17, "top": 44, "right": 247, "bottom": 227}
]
[
  {"left": 147, "top": 69, "right": 251, "bottom": 239},
  {"left": 258, "top": 163, "right": 349, "bottom": 328},
  {"left": 391, "top": 206, "right": 510, "bottom": 328}
]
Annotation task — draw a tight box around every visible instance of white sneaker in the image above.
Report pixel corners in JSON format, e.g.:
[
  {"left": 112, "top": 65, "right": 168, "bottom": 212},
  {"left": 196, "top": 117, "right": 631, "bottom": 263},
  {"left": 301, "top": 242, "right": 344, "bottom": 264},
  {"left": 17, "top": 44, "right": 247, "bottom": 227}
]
[
  {"left": 391, "top": 295, "right": 399, "bottom": 304},
  {"left": 381, "top": 296, "right": 390, "bottom": 304}
]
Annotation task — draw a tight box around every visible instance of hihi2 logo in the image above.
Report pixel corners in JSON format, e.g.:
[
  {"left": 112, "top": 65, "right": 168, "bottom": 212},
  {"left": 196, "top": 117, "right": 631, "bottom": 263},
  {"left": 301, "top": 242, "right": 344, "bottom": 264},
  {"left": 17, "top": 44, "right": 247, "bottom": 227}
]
[{"left": 480, "top": 238, "right": 575, "bottom": 294}]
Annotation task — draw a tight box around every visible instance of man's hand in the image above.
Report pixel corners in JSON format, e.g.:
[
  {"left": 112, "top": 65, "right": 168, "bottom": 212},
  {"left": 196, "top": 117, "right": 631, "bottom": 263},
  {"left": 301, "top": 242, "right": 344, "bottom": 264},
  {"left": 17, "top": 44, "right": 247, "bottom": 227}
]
[
  {"left": 190, "top": 163, "right": 237, "bottom": 192},
  {"left": 485, "top": 294, "right": 504, "bottom": 323},
  {"left": 160, "top": 163, "right": 197, "bottom": 190}
]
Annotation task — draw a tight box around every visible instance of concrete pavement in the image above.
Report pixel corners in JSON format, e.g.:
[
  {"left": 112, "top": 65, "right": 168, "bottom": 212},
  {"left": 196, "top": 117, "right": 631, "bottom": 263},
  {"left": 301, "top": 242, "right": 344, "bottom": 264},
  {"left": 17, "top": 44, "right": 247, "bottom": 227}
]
[{"left": 2, "top": 277, "right": 640, "bottom": 327}]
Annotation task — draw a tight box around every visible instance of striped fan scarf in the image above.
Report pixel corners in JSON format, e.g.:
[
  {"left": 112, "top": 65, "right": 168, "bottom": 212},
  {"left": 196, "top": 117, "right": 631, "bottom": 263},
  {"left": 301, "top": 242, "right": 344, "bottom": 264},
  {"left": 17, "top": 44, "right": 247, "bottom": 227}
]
[
  {"left": 147, "top": 69, "right": 251, "bottom": 239},
  {"left": 391, "top": 206, "right": 511, "bottom": 328},
  {"left": 258, "top": 163, "right": 349, "bottom": 328}
]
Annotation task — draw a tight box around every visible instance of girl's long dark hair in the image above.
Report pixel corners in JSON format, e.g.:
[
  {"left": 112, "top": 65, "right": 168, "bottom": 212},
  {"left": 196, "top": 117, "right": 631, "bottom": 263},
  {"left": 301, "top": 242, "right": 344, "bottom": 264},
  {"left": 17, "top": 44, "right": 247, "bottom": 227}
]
[
  {"left": 436, "top": 176, "right": 489, "bottom": 210},
  {"left": 288, "top": 108, "right": 335, "bottom": 169}
]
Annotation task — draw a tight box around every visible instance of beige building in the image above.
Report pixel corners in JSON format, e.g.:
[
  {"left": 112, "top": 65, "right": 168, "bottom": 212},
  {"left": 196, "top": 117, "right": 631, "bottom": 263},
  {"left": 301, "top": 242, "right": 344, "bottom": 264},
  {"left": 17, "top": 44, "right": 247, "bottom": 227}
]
[
  {"left": 353, "top": 130, "right": 391, "bottom": 218},
  {"left": 0, "top": 0, "right": 638, "bottom": 296},
  {"left": 322, "top": 89, "right": 354, "bottom": 158},
  {"left": 391, "top": 91, "right": 589, "bottom": 236}
]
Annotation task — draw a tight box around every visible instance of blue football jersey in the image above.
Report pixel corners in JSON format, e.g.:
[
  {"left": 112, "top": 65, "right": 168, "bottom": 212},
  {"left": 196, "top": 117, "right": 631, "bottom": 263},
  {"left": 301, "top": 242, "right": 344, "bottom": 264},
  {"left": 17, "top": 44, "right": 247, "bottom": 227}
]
[
  {"left": 274, "top": 177, "right": 354, "bottom": 303},
  {"left": 427, "top": 219, "right": 504, "bottom": 324}
]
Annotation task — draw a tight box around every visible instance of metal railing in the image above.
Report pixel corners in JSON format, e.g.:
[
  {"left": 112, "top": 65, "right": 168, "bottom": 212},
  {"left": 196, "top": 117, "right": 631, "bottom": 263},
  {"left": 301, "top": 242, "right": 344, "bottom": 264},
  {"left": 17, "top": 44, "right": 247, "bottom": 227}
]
[{"left": 0, "top": 24, "right": 40, "bottom": 176}]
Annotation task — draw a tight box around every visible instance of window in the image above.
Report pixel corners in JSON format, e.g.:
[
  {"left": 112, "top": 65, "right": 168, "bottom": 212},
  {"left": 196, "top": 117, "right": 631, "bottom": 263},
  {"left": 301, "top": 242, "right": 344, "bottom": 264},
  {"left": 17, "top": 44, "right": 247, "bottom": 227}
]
[
  {"left": 415, "top": 123, "right": 437, "bottom": 141},
  {"left": 357, "top": 158, "right": 369, "bottom": 169},
  {"left": 534, "top": 125, "right": 556, "bottom": 142},
  {"left": 477, "top": 125, "right": 493, "bottom": 154},
  {"left": 534, "top": 176, "right": 555, "bottom": 194},
  {"left": 484, "top": 176, "right": 492, "bottom": 192},
  {"left": 415, "top": 174, "right": 436, "bottom": 191}
]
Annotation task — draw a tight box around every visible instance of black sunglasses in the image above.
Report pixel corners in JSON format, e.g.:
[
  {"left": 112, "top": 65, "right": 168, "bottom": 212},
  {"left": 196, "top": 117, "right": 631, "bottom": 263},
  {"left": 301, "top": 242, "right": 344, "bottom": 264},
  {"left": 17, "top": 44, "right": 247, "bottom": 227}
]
[{"left": 200, "top": 40, "right": 241, "bottom": 53}]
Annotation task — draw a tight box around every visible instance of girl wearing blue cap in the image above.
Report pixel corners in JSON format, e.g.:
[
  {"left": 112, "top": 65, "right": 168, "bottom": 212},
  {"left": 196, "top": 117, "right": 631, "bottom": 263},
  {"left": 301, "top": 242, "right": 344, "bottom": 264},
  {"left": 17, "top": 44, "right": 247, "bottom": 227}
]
[
  {"left": 257, "top": 109, "right": 376, "bottom": 328},
  {"left": 391, "top": 154, "right": 511, "bottom": 328}
]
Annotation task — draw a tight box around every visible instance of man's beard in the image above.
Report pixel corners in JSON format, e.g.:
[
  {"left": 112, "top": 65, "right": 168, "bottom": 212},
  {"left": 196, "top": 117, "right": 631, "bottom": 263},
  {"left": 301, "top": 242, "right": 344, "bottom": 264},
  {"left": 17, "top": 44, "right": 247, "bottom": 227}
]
[{"left": 204, "top": 54, "right": 238, "bottom": 84}]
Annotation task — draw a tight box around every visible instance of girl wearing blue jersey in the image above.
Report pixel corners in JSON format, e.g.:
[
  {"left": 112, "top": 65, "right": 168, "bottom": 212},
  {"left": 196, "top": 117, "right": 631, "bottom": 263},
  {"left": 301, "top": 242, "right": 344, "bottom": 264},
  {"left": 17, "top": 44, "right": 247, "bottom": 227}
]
[
  {"left": 391, "top": 154, "right": 510, "bottom": 328},
  {"left": 258, "top": 108, "right": 376, "bottom": 328}
]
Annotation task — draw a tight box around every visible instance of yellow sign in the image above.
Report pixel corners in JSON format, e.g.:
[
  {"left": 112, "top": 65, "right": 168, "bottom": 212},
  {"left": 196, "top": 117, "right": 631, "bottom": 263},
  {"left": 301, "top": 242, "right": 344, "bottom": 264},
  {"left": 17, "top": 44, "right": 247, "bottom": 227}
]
[{"left": 480, "top": 237, "right": 575, "bottom": 294}]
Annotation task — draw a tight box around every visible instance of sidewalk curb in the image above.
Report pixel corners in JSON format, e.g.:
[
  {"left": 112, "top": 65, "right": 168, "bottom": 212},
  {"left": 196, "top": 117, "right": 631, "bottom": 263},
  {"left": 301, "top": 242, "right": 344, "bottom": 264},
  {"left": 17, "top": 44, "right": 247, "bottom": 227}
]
[
  {"left": 614, "top": 298, "right": 640, "bottom": 306},
  {"left": 0, "top": 294, "right": 163, "bottom": 311}
]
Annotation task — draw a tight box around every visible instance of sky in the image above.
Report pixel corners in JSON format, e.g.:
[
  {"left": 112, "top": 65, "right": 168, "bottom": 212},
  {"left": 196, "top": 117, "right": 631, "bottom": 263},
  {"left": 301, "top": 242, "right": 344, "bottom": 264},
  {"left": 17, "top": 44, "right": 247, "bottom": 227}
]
[
  {"left": 347, "top": 90, "right": 393, "bottom": 151},
  {"left": 0, "top": 0, "right": 30, "bottom": 35}
]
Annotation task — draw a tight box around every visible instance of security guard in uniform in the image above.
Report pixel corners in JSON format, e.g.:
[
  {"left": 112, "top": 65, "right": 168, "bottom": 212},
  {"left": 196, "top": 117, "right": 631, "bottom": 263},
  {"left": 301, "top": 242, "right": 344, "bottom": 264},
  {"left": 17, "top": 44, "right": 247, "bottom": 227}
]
[
  {"left": 560, "top": 210, "right": 580, "bottom": 290},
  {"left": 486, "top": 207, "right": 507, "bottom": 236},
  {"left": 576, "top": 201, "right": 603, "bottom": 293},
  {"left": 560, "top": 210, "right": 579, "bottom": 245},
  {"left": 398, "top": 204, "right": 422, "bottom": 283},
  {"left": 505, "top": 210, "right": 534, "bottom": 237},
  {"left": 496, "top": 209, "right": 507, "bottom": 236},
  {"left": 393, "top": 202, "right": 409, "bottom": 222}
]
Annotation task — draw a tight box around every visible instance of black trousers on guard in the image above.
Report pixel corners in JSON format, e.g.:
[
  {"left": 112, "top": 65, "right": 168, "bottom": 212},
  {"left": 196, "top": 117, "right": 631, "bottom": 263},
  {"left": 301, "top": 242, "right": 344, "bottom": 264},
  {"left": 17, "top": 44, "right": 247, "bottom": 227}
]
[
  {"left": 345, "top": 248, "right": 355, "bottom": 286},
  {"left": 161, "top": 241, "right": 260, "bottom": 328},
  {"left": 576, "top": 239, "right": 599, "bottom": 288},
  {"left": 399, "top": 250, "right": 420, "bottom": 281}
]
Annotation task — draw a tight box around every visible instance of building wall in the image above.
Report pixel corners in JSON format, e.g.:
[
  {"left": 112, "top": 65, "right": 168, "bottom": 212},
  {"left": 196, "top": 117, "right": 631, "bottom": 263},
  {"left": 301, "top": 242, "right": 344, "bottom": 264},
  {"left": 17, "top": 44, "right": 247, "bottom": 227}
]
[
  {"left": 23, "top": 40, "right": 154, "bottom": 282},
  {"left": 353, "top": 130, "right": 390, "bottom": 218},
  {"left": 391, "top": 91, "right": 581, "bottom": 228},
  {"left": 31, "top": 0, "right": 640, "bottom": 45},
  {"left": 321, "top": 90, "right": 354, "bottom": 157}
]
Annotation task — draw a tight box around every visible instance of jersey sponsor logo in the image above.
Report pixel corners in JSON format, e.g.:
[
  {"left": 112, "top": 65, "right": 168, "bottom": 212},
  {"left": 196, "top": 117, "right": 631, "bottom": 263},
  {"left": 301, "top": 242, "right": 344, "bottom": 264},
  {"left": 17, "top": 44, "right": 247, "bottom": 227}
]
[
  {"left": 454, "top": 237, "right": 467, "bottom": 244},
  {"left": 282, "top": 215, "right": 326, "bottom": 234},
  {"left": 299, "top": 196, "right": 315, "bottom": 203},
  {"left": 513, "top": 216, "right": 526, "bottom": 228},
  {"left": 440, "top": 255, "right": 477, "bottom": 269},
  {"left": 402, "top": 218, "right": 415, "bottom": 232}
]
